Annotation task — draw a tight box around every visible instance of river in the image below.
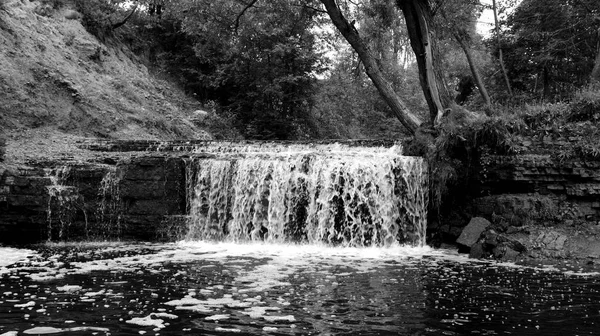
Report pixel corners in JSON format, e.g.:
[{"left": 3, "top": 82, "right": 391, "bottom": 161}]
[{"left": 1, "top": 242, "right": 598, "bottom": 335}]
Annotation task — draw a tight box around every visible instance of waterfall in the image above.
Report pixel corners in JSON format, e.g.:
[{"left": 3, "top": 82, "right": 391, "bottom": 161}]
[
  {"left": 45, "top": 166, "right": 84, "bottom": 241},
  {"left": 45, "top": 165, "right": 123, "bottom": 241},
  {"left": 95, "top": 167, "right": 122, "bottom": 239},
  {"left": 185, "top": 144, "right": 428, "bottom": 246}
]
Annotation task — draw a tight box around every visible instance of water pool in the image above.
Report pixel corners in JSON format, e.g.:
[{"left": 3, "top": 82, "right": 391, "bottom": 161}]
[{"left": 1, "top": 243, "right": 599, "bottom": 335}]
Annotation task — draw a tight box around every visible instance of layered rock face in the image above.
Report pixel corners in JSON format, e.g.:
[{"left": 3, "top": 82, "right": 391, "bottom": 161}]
[
  {"left": 477, "top": 154, "right": 600, "bottom": 224},
  {"left": 0, "top": 155, "right": 186, "bottom": 244},
  {"left": 0, "top": 140, "right": 427, "bottom": 246},
  {"left": 458, "top": 136, "right": 600, "bottom": 261}
]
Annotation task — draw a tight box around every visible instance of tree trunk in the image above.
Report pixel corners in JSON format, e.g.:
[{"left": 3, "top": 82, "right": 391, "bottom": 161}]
[
  {"left": 591, "top": 28, "right": 600, "bottom": 82},
  {"left": 542, "top": 66, "right": 551, "bottom": 101},
  {"left": 593, "top": 50, "right": 600, "bottom": 83},
  {"left": 320, "top": 0, "right": 421, "bottom": 134},
  {"left": 397, "top": 0, "right": 445, "bottom": 124},
  {"left": 453, "top": 32, "right": 491, "bottom": 106},
  {"left": 492, "top": 0, "right": 513, "bottom": 97}
]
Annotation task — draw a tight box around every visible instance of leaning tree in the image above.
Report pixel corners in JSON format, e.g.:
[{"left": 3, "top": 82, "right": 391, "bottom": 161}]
[{"left": 320, "top": 0, "right": 454, "bottom": 134}]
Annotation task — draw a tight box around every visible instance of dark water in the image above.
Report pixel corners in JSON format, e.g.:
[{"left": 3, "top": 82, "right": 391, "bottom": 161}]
[{"left": 0, "top": 243, "right": 599, "bottom": 335}]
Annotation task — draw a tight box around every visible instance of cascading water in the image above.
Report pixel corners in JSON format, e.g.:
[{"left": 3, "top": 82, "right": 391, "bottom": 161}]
[
  {"left": 94, "top": 167, "right": 122, "bottom": 239},
  {"left": 45, "top": 166, "right": 84, "bottom": 241},
  {"left": 45, "top": 165, "right": 124, "bottom": 241},
  {"left": 185, "top": 144, "right": 428, "bottom": 246}
]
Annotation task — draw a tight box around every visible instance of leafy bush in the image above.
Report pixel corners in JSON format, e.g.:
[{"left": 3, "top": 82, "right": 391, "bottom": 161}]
[
  {"left": 73, "top": 0, "right": 118, "bottom": 39},
  {"left": 568, "top": 85, "right": 600, "bottom": 122},
  {"left": 190, "top": 110, "right": 242, "bottom": 140},
  {"left": 33, "top": 0, "right": 67, "bottom": 16}
]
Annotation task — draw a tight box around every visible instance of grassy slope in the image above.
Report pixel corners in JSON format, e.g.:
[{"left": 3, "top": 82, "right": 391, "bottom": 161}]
[{"left": 0, "top": 0, "right": 212, "bottom": 163}]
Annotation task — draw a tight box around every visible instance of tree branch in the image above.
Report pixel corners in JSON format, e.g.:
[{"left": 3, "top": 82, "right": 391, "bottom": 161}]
[
  {"left": 294, "top": 3, "right": 327, "bottom": 14},
  {"left": 320, "top": 0, "right": 421, "bottom": 134},
  {"left": 112, "top": 3, "right": 139, "bottom": 30},
  {"left": 234, "top": 0, "right": 260, "bottom": 33}
]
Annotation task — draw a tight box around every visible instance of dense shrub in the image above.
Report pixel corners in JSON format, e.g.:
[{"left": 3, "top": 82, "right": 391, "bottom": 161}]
[
  {"left": 191, "top": 110, "right": 242, "bottom": 140},
  {"left": 73, "top": 0, "right": 121, "bottom": 39},
  {"left": 568, "top": 85, "right": 600, "bottom": 122}
]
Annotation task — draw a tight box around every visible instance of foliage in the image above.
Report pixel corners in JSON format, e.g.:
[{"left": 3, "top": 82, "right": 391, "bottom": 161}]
[
  {"left": 156, "top": 0, "right": 325, "bottom": 140},
  {"left": 422, "top": 84, "right": 600, "bottom": 226},
  {"left": 72, "top": 0, "right": 140, "bottom": 40},
  {"left": 310, "top": 71, "right": 409, "bottom": 139},
  {"left": 569, "top": 85, "right": 600, "bottom": 122},
  {"left": 73, "top": 0, "right": 113, "bottom": 38},
  {"left": 496, "top": 0, "right": 600, "bottom": 102},
  {"left": 436, "top": 0, "right": 483, "bottom": 42},
  {"left": 309, "top": 2, "right": 429, "bottom": 140},
  {"left": 406, "top": 106, "right": 515, "bottom": 224},
  {"left": 436, "top": 0, "right": 493, "bottom": 106}
]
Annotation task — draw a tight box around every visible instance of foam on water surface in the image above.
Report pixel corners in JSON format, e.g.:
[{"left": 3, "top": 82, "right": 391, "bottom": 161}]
[
  {"left": 0, "top": 247, "right": 37, "bottom": 271},
  {"left": 3, "top": 242, "right": 596, "bottom": 283},
  {"left": 1, "top": 241, "right": 600, "bottom": 335}
]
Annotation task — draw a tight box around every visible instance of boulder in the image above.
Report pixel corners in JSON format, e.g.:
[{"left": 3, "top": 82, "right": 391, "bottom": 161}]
[
  {"left": 493, "top": 245, "right": 521, "bottom": 261},
  {"left": 469, "top": 242, "right": 486, "bottom": 259},
  {"left": 481, "top": 229, "right": 527, "bottom": 252},
  {"left": 456, "top": 217, "right": 491, "bottom": 247},
  {"left": 470, "top": 229, "right": 527, "bottom": 261},
  {"left": 64, "top": 9, "right": 83, "bottom": 20},
  {"left": 536, "top": 231, "right": 568, "bottom": 250}
]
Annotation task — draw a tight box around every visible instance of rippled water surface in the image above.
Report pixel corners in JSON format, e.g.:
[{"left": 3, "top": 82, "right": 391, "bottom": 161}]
[{"left": 1, "top": 243, "right": 599, "bottom": 335}]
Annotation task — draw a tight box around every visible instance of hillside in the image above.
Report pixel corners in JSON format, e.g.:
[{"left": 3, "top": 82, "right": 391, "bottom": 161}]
[{"left": 0, "top": 0, "right": 212, "bottom": 163}]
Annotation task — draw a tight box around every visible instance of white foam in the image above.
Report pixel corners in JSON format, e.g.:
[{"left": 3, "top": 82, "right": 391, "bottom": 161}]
[
  {"left": 242, "top": 306, "right": 281, "bottom": 319},
  {"left": 1, "top": 331, "right": 18, "bottom": 336},
  {"left": 66, "top": 327, "right": 110, "bottom": 332},
  {"left": 174, "top": 305, "right": 212, "bottom": 313},
  {"left": 23, "top": 327, "right": 62, "bottom": 334},
  {"left": 56, "top": 285, "right": 82, "bottom": 292},
  {"left": 14, "top": 301, "right": 36, "bottom": 308},
  {"left": 126, "top": 316, "right": 165, "bottom": 328},
  {"left": 263, "top": 315, "right": 296, "bottom": 322},
  {"left": 151, "top": 312, "right": 178, "bottom": 319},
  {"left": 163, "top": 296, "right": 204, "bottom": 306},
  {"left": 205, "top": 314, "right": 230, "bottom": 321},
  {"left": 8, "top": 241, "right": 595, "bottom": 284},
  {"left": 83, "top": 289, "right": 105, "bottom": 296},
  {"left": 215, "top": 327, "right": 241, "bottom": 332},
  {"left": 0, "top": 247, "right": 36, "bottom": 273}
]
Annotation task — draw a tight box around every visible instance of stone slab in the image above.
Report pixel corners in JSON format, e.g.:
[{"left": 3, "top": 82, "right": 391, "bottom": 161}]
[{"left": 456, "top": 217, "right": 491, "bottom": 247}]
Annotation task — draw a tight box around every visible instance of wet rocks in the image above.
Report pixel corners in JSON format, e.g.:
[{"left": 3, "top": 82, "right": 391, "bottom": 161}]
[
  {"left": 468, "top": 229, "right": 527, "bottom": 261},
  {"left": 535, "top": 231, "right": 568, "bottom": 250},
  {"left": 457, "top": 217, "right": 527, "bottom": 261},
  {"left": 117, "top": 156, "right": 186, "bottom": 240},
  {"left": 456, "top": 217, "right": 491, "bottom": 247}
]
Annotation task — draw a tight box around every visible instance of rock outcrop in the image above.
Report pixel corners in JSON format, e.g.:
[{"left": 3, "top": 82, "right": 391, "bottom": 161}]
[
  {"left": 460, "top": 134, "right": 600, "bottom": 262},
  {"left": 456, "top": 217, "right": 490, "bottom": 248}
]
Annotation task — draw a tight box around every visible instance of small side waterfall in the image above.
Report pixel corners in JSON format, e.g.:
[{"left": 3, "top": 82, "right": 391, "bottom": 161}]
[
  {"left": 45, "top": 165, "right": 123, "bottom": 241},
  {"left": 185, "top": 144, "right": 427, "bottom": 246},
  {"left": 94, "top": 168, "right": 122, "bottom": 239},
  {"left": 45, "top": 166, "right": 84, "bottom": 241}
]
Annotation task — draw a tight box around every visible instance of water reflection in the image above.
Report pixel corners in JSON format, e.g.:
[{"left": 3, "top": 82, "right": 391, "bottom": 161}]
[{"left": 0, "top": 243, "right": 598, "bottom": 335}]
